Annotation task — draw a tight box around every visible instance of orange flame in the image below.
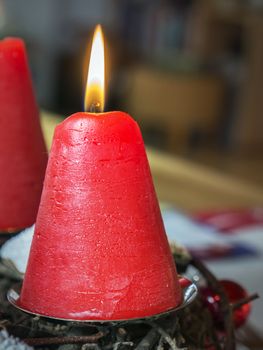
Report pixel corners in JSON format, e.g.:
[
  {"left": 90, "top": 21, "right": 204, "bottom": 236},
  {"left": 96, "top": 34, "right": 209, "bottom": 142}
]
[{"left": 84, "top": 25, "right": 105, "bottom": 112}]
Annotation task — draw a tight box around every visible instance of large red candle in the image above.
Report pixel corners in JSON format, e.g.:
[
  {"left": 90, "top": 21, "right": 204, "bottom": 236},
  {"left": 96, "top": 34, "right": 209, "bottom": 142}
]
[
  {"left": 19, "top": 25, "right": 182, "bottom": 321},
  {"left": 0, "top": 38, "right": 47, "bottom": 232},
  {"left": 19, "top": 111, "right": 182, "bottom": 320}
]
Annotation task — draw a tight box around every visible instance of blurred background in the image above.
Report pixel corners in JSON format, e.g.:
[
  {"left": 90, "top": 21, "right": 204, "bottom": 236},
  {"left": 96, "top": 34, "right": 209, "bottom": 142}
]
[
  {"left": 0, "top": 0, "right": 262, "bottom": 186},
  {"left": 1, "top": 2, "right": 263, "bottom": 342}
]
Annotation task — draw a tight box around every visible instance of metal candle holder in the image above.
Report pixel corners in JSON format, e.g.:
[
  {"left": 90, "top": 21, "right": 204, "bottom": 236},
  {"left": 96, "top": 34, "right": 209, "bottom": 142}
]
[{"left": 8, "top": 282, "right": 198, "bottom": 324}]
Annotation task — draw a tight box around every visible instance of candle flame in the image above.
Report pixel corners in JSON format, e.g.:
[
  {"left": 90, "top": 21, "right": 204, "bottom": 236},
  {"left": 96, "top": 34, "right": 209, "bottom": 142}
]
[{"left": 85, "top": 25, "right": 105, "bottom": 112}]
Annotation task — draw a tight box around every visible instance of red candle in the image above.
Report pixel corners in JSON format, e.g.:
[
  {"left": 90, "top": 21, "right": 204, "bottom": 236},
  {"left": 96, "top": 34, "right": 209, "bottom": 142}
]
[
  {"left": 0, "top": 38, "right": 48, "bottom": 232},
  {"left": 19, "top": 26, "right": 182, "bottom": 321}
]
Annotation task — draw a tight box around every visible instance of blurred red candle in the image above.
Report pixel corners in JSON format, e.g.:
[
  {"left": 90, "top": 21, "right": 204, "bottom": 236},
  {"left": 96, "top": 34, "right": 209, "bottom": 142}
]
[
  {"left": 19, "top": 26, "right": 182, "bottom": 321},
  {"left": 0, "top": 38, "right": 48, "bottom": 232}
]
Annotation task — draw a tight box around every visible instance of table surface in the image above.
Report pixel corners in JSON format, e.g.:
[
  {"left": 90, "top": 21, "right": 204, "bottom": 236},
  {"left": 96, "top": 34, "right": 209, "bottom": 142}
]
[{"left": 41, "top": 112, "right": 263, "bottom": 213}]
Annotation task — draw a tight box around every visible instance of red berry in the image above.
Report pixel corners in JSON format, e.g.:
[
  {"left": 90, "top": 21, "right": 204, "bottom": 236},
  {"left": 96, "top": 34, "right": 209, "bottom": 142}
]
[
  {"left": 220, "top": 280, "right": 251, "bottom": 328},
  {"left": 200, "top": 280, "right": 251, "bottom": 329}
]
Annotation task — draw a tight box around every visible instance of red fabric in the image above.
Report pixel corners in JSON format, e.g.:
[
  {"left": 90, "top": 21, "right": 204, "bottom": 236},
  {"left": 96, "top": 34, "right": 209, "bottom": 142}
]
[{"left": 194, "top": 208, "right": 263, "bottom": 233}]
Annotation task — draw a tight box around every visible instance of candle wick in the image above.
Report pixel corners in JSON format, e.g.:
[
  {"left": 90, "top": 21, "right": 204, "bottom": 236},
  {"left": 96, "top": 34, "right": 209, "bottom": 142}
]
[{"left": 89, "top": 102, "right": 102, "bottom": 113}]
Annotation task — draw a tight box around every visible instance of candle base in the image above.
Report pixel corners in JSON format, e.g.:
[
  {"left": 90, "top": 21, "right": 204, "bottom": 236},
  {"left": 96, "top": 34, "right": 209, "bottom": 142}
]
[{"left": 8, "top": 282, "right": 197, "bottom": 323}]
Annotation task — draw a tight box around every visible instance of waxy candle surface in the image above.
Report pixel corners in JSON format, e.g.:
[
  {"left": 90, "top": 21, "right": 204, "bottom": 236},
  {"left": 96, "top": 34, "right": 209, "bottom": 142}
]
[
  {"left": 0, "top": 38, "right": 47, "bottom": 231},
  {"left": 20, "top": 111, "right": 182, "bottom": 320}
]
